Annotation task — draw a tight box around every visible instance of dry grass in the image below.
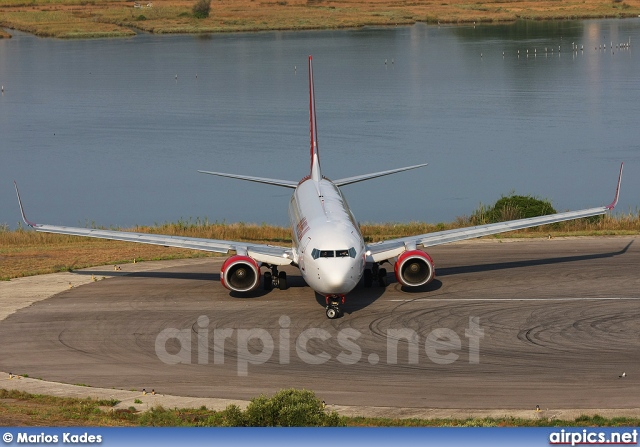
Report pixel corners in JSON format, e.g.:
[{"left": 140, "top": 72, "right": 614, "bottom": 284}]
[
  {"left": 0, "top": 220, "right": 292, "bottom": 280},
  {"left": 360, "top": 211, "right": 640, "bottom": 242},
  {"left": 0, "top": 389, "right": 128, "bottom": 426},
  {"left": 2, "top": 214, "right": 638, "bottom": 280},
  {"left": 1, "top": 0, "right": 639, "bottom": 38},
  {"left": 0, "top": 9, "right": 136, "bottom": 38}
]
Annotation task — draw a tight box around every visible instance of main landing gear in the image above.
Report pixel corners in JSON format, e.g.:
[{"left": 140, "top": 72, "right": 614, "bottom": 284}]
[
  {"left": 325, "top": 295, "right": 344, "bottom": 319},
  {"left": 263, "top": 265, "right": 288, "bottom": 291},
  {"left": 363, "top": 262, "right": 387, "bottom": 288}
]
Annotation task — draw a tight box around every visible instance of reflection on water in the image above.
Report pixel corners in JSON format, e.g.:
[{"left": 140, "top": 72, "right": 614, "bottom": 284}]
[{"left": 0, "top": 19, "right": 639, "bottom": 229}]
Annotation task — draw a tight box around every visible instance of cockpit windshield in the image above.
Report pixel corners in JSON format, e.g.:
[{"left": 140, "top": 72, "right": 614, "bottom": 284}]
[{"left": 311, "top": 247, "right": 357, "bottom": 259}]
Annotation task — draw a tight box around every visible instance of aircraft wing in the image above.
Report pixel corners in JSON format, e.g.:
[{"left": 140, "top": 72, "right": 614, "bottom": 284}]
[
  {"left": 14, "top": 183, "right": 293, "bottom": 266},
  {"left": 366, "top": 163, "right": 623, "bottom": 263}
]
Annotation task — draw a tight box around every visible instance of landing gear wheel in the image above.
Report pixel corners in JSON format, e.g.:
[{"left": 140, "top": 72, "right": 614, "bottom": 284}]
[
  {"left": 363, "top": 269, "right": 373, "bottom": 288},
  {"left": 278, "top": 271, "right": 288, "bottom": 290},
  {"left": 326, "top": 307, "right": 339, "bottom": 319},
  {"left": 378, "top": 268, "right": 387, "bottom": 287},
  {"left": 325, "top": 295, "right": 344, "bottom": 319},
  {"left": 263, "top": 271, "right": 273, "bottom": 291}
]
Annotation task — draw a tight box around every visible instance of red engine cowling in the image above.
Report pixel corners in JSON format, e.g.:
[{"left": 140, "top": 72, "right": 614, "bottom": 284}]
[
  {"left": 220, "top": 255, "right": 261, "bottom": 292},
  {"left": 394, "top": 250, "right": 435, "bottom": 288}
]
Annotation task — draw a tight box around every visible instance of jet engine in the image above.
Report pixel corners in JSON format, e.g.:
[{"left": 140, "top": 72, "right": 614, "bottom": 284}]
[
  {"left": 220, "top": 255, "right": 261, "bottom": 292},
  {"left": 394, "top": 250, "right": 435, "bottom": 287}
]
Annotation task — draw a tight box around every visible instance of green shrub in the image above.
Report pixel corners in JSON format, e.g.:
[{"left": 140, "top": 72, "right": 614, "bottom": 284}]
[
  {"left": 221, "top": 404, "right": 246, "bottom": 426},
  {"left": 471, "top": 194, "right": 556, "bottom": 224},
  {"left": 138, "top": 406, "right": 183, "bottom": 426},
  {"left": 192, "top": 0, "right": 211, "bottom": 18},
  {"left": 226, "top": 389, "right": 343, "bottom": 427}
]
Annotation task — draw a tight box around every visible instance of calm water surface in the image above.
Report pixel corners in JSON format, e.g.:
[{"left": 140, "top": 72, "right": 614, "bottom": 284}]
[{"left": 1, "top": 20, "right": 639, "bottom": 229}]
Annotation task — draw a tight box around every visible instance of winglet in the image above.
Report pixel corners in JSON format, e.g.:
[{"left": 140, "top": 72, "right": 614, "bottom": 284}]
[
  {"left": 14, "top": 181, "right": 38, "bottom": 228},
  {"left": 308, "top": 55, "right": 321, "bottom": 183},
  {"left": 605, "top": 162, "right": 623, "bottom": 210}
]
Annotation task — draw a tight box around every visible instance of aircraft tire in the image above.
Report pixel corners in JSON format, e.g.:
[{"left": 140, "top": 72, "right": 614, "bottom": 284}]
[
  {"left": 264, "top": 272, "right": 273, "bottom": 291},
  {"left": 378, "top": 268, "right": 387, "bottom": 287},
  {"left": 363, "top": 269, "right": 373, "bottom": 287},
  {"left": 278, "top": 271, "right": 288, "bottom": 290}
]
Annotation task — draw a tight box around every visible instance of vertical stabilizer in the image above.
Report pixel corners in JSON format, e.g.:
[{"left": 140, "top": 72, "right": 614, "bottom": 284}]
[{"left": 308, "top": 56, "right": 322, "bottom": 183}]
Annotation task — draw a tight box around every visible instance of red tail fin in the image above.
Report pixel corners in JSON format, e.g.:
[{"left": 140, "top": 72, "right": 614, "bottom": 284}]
[{"left": 309, "top": 56, "right": 321, "bottom": 182}]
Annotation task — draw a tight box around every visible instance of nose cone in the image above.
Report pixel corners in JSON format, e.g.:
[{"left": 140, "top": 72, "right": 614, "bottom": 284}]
[{"left": 317, "top": 261, "right": 359, "bottom": 295}]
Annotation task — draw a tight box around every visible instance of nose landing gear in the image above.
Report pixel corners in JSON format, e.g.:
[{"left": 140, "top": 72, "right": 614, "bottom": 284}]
[{"left": 325, "top": 295, "right": 345, "bottom": 319}]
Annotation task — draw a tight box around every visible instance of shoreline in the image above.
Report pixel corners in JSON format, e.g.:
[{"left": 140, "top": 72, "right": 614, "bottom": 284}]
[{"left": 1, "top": 0, "right": 640, "bottom": 39}]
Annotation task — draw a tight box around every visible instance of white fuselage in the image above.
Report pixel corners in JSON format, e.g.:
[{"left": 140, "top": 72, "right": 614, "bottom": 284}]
[{"left": 288, "top": 178, "right": 366, "bottom": 296}]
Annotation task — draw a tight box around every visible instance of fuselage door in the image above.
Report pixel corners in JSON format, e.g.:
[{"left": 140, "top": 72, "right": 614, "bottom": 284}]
[{"left": 300, "top": 236, "right": 311, "bottom": 271}]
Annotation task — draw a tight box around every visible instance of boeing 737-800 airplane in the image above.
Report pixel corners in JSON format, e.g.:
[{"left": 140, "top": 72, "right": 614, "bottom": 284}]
[{"left": 15, "top": 56, "right": 623, "bottom": 319}]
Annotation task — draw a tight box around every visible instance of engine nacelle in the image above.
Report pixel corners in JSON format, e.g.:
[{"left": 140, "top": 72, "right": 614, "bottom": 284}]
[
  {"left": 394, "top": 250, "right": 435, "bottom": 288},
  {"left": 220, "top": 255, "right": 261, "bottom": 292}
]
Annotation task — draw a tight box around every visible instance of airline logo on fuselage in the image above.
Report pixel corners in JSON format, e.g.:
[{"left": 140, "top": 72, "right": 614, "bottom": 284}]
[{"left": 296, "top": 217, "right": 310, "bottom": 241}]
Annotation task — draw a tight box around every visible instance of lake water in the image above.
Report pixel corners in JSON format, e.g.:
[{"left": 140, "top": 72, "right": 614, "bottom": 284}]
[{"left": 1, "top": 20, "right": 639, "bottom": 230}]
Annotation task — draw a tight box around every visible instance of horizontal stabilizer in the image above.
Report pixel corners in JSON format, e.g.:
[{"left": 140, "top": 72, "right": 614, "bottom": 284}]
[
  {"left": 333, "top": 163, "right": 428, "bottom": 187},
  {"left": 198, "top": 170, "right": 298, "bottom": 189}
]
